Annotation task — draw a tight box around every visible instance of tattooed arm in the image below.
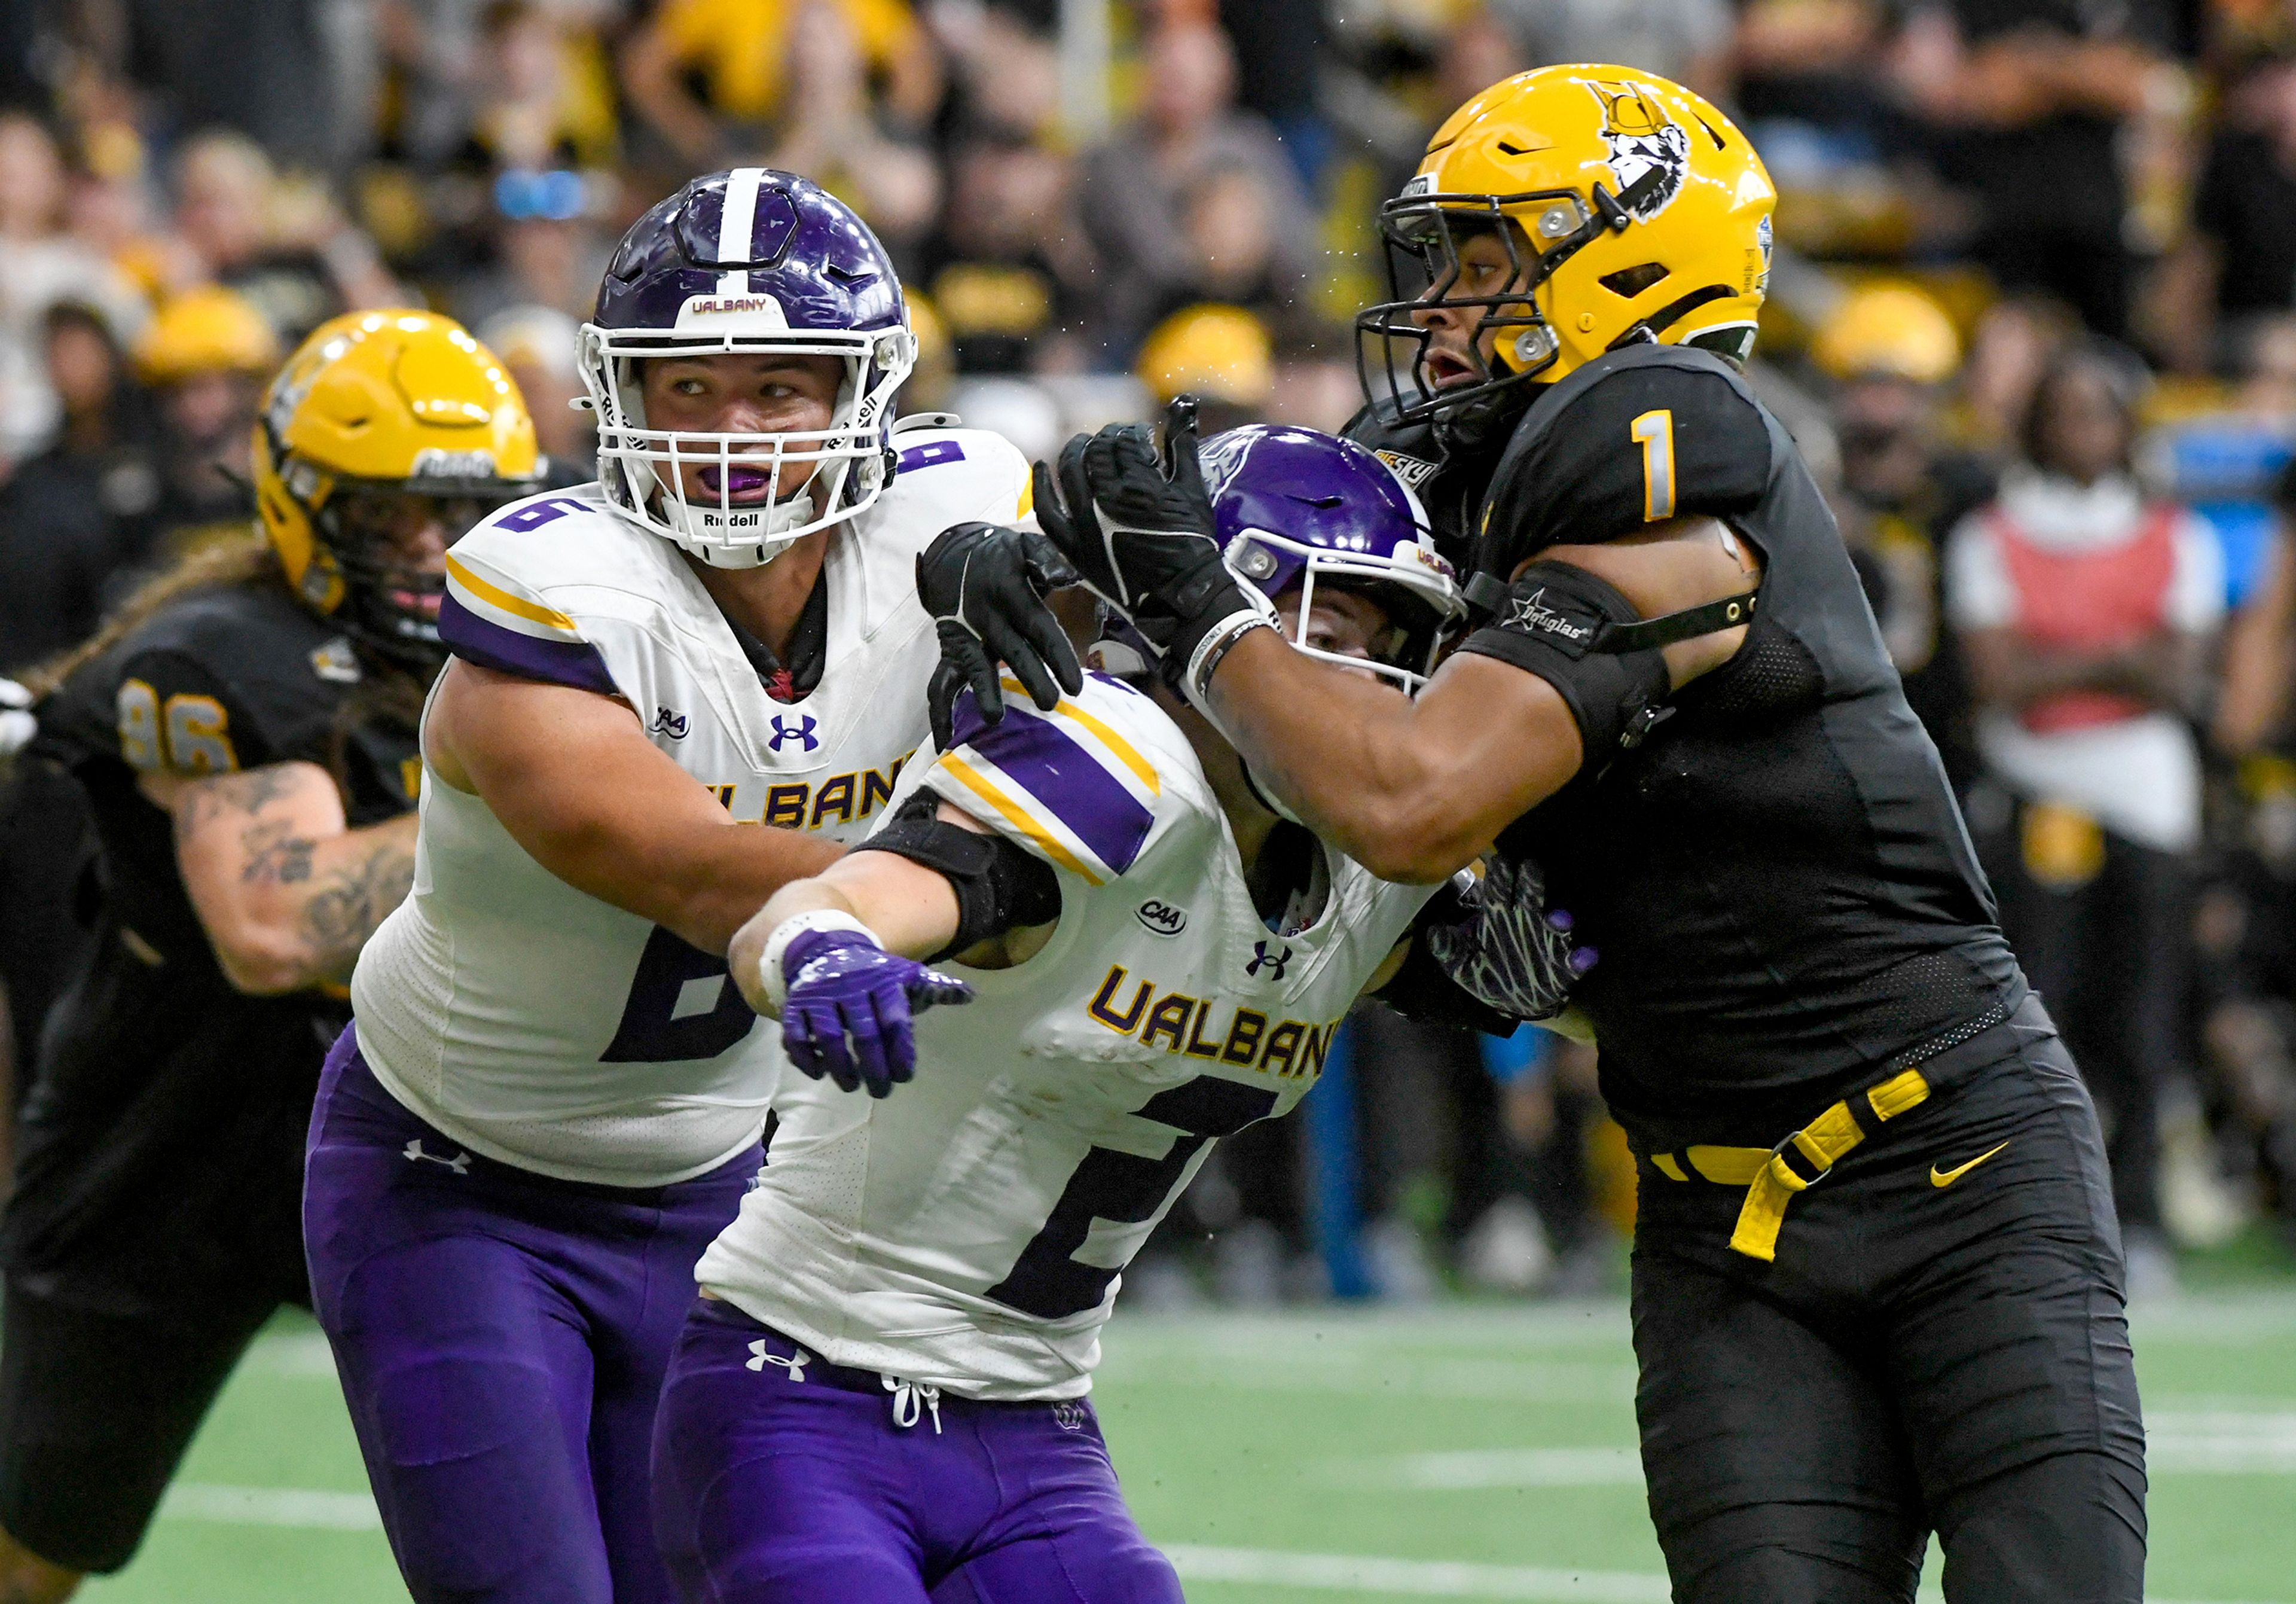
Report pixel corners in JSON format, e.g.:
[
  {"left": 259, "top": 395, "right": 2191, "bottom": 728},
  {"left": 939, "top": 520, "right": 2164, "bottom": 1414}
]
[{"left": 147, "top": 761, "right": 419, "bottom": 995}]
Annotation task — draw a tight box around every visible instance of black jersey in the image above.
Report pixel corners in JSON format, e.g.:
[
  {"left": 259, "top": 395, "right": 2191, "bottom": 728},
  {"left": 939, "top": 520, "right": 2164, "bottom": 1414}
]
[
  {"left": 1450, "top": 345, "right": 2020, "bottom": 1137},
  {"left": 5, "top": 580, "right": 417, "bottom": 1299}
]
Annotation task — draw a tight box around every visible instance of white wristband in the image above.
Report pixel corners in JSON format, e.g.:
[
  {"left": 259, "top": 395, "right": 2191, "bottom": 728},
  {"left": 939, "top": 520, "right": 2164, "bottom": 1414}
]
[
  {"left": 757, "top": 909, "right": 874, "bottom": 1017},
  {"left": 1181, "top": 605, "right": 1277, "bottom": 715}
]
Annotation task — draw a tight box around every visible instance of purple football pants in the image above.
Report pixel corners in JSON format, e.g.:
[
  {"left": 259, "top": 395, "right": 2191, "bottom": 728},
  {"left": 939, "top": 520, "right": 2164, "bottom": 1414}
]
[
  {"left": 651, "top": 1298, "right": 1184, "bottom": 1603},
  {"left": 303, "top": 1026, "right": 758, "bottom": 1604}
]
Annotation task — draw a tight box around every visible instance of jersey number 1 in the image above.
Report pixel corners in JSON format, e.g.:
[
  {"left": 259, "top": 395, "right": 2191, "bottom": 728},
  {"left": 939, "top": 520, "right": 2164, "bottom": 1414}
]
[{"left": 1632, "top": 409, "right": 1675, "bottom": 522}]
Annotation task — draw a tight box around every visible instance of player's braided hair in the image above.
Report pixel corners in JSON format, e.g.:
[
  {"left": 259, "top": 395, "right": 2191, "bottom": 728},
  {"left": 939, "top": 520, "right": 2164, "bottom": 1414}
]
[{"left": 19, "top": 535, "right": 283, "bottom": 703}]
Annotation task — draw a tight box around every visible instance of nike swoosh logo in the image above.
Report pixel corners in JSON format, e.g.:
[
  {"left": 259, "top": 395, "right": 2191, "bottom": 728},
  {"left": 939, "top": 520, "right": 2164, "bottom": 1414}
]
[{"left": 1931, "top": 1142, "right": 2010, "bottom": 1189}]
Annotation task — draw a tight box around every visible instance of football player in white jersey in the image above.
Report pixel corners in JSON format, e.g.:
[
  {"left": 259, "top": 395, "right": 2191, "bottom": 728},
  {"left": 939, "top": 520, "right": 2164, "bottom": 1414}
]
[
  {"left": 648, "top": 426, "right": 1586, "bottom": 1603},
  {"left": 303, "top": 170, "right": 1077, "bottom": 1604}
]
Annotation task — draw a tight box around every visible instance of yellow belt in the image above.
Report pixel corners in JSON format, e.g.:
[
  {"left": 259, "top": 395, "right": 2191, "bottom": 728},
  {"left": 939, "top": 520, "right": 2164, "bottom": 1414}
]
[{"left": 1645, "top": 1067, "right": 1932, "bottom": 1262}]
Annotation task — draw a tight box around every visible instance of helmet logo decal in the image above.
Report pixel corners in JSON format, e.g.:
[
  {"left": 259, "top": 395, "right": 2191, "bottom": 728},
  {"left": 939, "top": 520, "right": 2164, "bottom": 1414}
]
[
  {"left": 1752, "top": 214, "right": 1774, "bottom": 295},
  {"left": 674, "top": 291, "right": 790, "bottom": 330},
  {"left": 1583, "top": 80, "right": 1689, "bottom": 223},
  {"left": 411, "top": 447, "right": 500, "bottom": 479}
]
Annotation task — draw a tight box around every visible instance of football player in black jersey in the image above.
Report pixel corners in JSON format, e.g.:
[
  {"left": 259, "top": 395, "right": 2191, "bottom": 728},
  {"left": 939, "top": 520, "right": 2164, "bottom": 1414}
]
[
  {"left": 922, "top": 65, "right": 2144, "bottom": 1604},
  {"left": 0, "top": 310, "right": 541, "bottom": 1601}
]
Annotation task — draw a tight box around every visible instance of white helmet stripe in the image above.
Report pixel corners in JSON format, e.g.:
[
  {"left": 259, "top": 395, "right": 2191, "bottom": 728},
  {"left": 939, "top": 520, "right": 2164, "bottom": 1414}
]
[{"left": 716, "top": 167, "right": 767, "bottom": 295}]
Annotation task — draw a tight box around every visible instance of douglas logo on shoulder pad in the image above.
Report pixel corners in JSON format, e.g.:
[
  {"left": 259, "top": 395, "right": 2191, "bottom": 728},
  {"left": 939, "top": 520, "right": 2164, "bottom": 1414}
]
[{"left": 1505, "top": 587, "right": 1595, "bottom": 651}]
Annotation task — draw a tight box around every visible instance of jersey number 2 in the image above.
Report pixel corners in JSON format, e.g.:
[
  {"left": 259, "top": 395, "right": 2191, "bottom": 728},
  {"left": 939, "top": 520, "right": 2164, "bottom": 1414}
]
[
  {"left": 984, "top": 1077, "right": 1278, "bottom": 1320},
  {"left": 1632, "top": 409, "right": 1676, "bottom": 522}
]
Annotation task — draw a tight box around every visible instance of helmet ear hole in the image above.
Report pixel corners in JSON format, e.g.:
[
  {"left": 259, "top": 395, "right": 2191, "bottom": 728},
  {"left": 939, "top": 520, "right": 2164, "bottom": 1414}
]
[{"left": 1599, "top": 263, "right": 1671, "bottom": 298}]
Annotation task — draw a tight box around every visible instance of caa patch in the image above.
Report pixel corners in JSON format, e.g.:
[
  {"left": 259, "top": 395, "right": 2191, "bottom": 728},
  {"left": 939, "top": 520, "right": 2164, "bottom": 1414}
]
[
  {"left": 1136, "top": 899, "right": 1186, "bottom": 937},
  {"left": 1583, "top": 78, "right": 1689, "bottom": 222},
  {"left": 1498, "top": 585, "right": 1603, "bottom": 658}
]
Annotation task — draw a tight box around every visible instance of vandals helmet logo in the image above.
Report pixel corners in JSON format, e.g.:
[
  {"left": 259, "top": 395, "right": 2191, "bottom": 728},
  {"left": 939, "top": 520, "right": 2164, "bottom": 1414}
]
[{"left": 1584, "top": 79, "right": 1690, "bottom": 224}]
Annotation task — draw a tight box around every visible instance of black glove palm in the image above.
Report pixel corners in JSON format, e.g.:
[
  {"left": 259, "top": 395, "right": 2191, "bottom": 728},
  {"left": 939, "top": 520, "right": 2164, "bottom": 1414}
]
[
  {"left": 1422, "top": 854, "right": 1598, "bottom": 1023},
  {"left": 917, "top": 522, "right": 1083, "bottom": 752},
  {"left": 1033, "top": 398, "right": 1274, "bottom": 694}
]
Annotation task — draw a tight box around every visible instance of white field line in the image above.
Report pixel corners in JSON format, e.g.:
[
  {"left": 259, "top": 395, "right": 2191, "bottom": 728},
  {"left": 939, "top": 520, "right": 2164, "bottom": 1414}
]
[
  {"left": 243, "top": 1329, "right": 341, "bottom": 1376},
  {"left": 1355, "top": 1414, "right": 2296, "bottom": 1490},
  {"left": 152, "top": 1490, "right": 2295, "bottom": 1604},
  {"left": 1098, "top": 1353, "right": 1639, "bottom": 1404},
  {"left": 1166, "top": 1545, "right": 2285, "bottom": 1604},
  {"left": 1162, "top": 1545, "right": 1671, "bottom": 1601},
  {"left": 161, "top": 1483, "right": 381, "bottom": 1530}
]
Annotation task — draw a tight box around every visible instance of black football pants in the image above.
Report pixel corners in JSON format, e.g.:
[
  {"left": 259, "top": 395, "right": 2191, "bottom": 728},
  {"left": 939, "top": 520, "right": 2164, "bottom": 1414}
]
[{"left": 1629, "top": 1020, "right": 2145, "bottom": 1602}]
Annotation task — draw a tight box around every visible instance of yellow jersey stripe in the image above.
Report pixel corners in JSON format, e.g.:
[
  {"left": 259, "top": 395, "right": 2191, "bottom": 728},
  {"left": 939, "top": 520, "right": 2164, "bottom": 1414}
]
[
  {"left": 445, "top": 554, "right": 580, "bottom": 635},
  {"left": 938, "top": 755, "right": 1106, "bottom": 885}
]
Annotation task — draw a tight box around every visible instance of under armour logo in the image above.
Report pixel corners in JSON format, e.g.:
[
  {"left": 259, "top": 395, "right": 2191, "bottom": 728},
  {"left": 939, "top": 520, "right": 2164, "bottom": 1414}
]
[
  {"left": 1051, "top": 1400, "right": 1088, "bottom": 1432},
  {"left": 651, "top": 707, "right": 689, "bottom": 739},
  {"left": 747, "top": 1339, "right": 811, "bottom": 1382},
  {"left": 402, "top": 1139, "right": 471, "bottom": 1175},
  {"left": 1247, "top": 941, "right": 1292, "bottom": 980},
  {"left": 768, "top": 713, "right": 819, "bottom": 752}
]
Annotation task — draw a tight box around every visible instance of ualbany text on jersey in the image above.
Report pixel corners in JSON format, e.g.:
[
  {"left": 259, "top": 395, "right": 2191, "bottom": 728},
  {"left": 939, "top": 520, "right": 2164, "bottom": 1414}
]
[{"left": 1086, "top": 963, "right": 1339, "bottom": 1078}]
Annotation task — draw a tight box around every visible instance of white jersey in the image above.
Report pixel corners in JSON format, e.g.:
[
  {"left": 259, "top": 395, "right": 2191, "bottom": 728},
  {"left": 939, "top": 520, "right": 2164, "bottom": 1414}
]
[
  {"left": 350, "top": 425, "right": 1030, "bottom": 1187},
  {"left": 695, "top": 672, "right": 1436, "bottom": 1398}
]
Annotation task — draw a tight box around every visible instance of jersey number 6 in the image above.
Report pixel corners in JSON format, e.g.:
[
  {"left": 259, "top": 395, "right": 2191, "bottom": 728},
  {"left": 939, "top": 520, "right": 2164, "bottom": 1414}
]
[
  {"left": 985, "top": 1077, "right": 1279, "bottom": 1320},
  {"left": 599, "top": 923, "right": 757, "bottom": 1063}
]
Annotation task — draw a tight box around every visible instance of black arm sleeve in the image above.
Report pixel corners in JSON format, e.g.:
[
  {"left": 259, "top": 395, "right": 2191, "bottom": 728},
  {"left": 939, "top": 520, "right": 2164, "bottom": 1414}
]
[
  {"left": 1453, "top": 560, "right": 1674, "bottom": 760},
  {"left": 1373, "top": 878, "right": 1522, "bottom": 1039},
  {"left": 857, "top": 792, "right": 1062, "bottom": 962}
]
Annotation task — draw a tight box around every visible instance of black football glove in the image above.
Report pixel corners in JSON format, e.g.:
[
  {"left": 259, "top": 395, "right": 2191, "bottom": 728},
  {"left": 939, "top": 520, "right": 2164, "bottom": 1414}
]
[
  {"left": 917, "top": 522, "right": 1084, "bottom": 752},
  {"left": 1422, "top": 853, "right": 1597, "bottom": 1023},
  {"left": 1034, "top": 397, "right": 1276, "bottom": 705}
]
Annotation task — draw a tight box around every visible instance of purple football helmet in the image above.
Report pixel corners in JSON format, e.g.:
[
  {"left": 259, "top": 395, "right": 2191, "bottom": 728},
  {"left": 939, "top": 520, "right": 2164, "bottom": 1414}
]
[
  {"left": 1201, "top": 425, "right": 1463, "bottom": 691},
  {"left": 578, "top": 168, "right": 915, "bottom": 567}
]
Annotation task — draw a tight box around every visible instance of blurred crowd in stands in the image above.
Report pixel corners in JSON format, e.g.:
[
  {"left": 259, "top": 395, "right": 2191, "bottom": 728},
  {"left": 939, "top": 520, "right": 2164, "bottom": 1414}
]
[{"left": 8, "top": 0, "right": 2296, "bottom": 1304}]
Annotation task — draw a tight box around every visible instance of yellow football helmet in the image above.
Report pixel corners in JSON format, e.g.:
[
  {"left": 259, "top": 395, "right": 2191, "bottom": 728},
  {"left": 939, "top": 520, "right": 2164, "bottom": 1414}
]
[
  {"left": 1360, "top": 65, "right": 1776, "bottom": 435},
  {"left": 135, "top": 286, "right": 281, "bottom": 385},
  {"left": 1812, "top": 283, "right": 1961, "bottom": 386},
  {"left": 254, "top": 309, "right": 541, "bottom": 666},
  {"left": 1137, "top": 304, "right": 1275, "bottom": 408}
]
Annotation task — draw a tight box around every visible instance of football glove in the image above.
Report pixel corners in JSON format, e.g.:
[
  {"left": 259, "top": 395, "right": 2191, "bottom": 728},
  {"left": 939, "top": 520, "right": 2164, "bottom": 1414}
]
[
  {"left": 917, "top": 522, "right": 1084, "bottom": 753},
  {"left": 762, "top": 915, "right": 974, "bottom": 1097},
  {"left": 1034, "top": 397, "right": 1276, "bottom": 706},
  {"left": 1422, "top": 854, "right": 1597, "bottom": 1023}
]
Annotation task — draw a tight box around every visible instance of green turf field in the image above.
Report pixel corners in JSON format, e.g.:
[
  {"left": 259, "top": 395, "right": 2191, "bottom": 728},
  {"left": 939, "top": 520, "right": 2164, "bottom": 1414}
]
[{"left": 72, "top": 1289, "right": 2296, "bottom": 1603}]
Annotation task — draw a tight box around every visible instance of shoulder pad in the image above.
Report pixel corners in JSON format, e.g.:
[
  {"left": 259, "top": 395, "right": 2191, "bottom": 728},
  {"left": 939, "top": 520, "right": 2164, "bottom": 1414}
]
[
  {"left": 1473, "top": 346, "right": 1773, "bottom": 589},
  {"left": 441, "top": 489, "right": 634, "bottom": 696},
  {"left": 924, "top": 671, "right": 1198, "bottom": 885},
  {"left": 102, "top": 587, "right": 342, "bottom": 776},
  {"left": 869, "top": 426, "right": 1034, "bottom": 555}
]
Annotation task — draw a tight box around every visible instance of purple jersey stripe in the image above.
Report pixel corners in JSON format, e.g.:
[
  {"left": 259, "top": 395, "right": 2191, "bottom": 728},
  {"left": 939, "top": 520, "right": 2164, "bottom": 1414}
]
[
  {"left": 964, "top": 709, "right": 1154, "bottom": 875},
  {"left": 439, "top": 594, "right": 620, "bottom": 697}
]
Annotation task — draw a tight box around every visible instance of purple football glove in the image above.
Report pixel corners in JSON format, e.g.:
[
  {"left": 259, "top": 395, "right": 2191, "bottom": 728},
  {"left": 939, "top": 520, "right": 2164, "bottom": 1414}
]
[{"left": 778, "top": 928, "right": 975, "bottom": 1097}]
